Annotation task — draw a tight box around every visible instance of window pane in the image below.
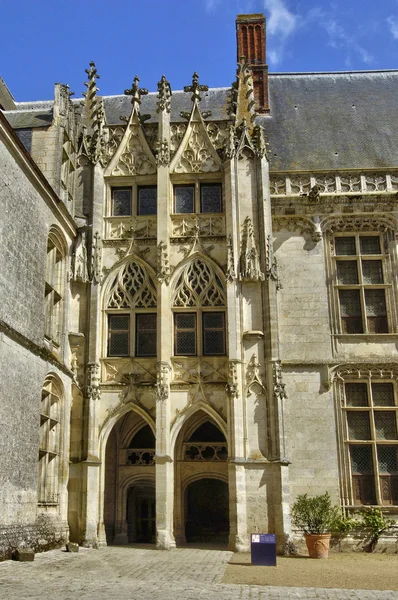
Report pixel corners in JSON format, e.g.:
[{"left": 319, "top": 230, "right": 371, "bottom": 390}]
[
  {"left": 360, "top": 236, "right": 381, "bottom": 255},
  {"left": 175, "top": 186, "right": 194, "bottom": 213},
  {"left": 136, "top": 314, "right": 156, "bottom": 356},
  {"left": 335, "top": 237, "right": 356, "bottom": 255},
  {"left": 372, "top": 383, "right": 395, "bottom": 406},
  {"left": 337, "top": 261, "right": 359, "bottom": 284},
  {"left": 200, "top": 184, "right": 222, "bottom": 213},
  {"left": 377, "top": 446, "right": 398, "bottom": 473},
  {"left": 374, "top": 412, "right": 397, "bottom": 440},
  {"left": 108, "top": 315, "right": 129, "bottom": 356},
  {"left": 109, "top": 332, "right": 129, "bottom": 356},
  {"left": 347, "top": 412, "right": 371, "bottom": 439},
  {"left": 112, "top": 188, "right": 132, "bottom": 216},
  {"left": 350, "top": 446, "right": 376, "bottom": 505},
  {"left": 365, "top": 289, "right": 388, "bottom": 333},
  {"left": 203, "top": 312, "right": 225, "bottom": 356},
  {"left": 339, "top": 289, "right": 363, "bottom": 333},
  {"left": 362, "top": 260, "right": 383, "bottom": 284},
  {"left": 138, "top": 187, "right": 157, "bottom": 215},
  {"left": 345, "top": 383, "right": 368, "bottom": 406},
  {"left": 175, "top": 313, "right": 196, "bottom": 355}
]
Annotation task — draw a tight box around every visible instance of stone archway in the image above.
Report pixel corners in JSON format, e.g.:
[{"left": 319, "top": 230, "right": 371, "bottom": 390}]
[{"left": 103, "top": 411, "right": 155, "bottom": 544}]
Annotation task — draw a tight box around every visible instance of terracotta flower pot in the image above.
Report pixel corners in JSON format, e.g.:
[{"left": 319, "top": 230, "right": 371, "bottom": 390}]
[{"left": 305, "top": 533, "right": 331, "bottom": 558}]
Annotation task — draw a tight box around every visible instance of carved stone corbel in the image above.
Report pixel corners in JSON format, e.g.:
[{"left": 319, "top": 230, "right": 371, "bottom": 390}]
[
  {"left": 246, "top": 355, "right": 265, "bottom": 396},
  {"left": 156, "top": 361, "right": 171, "bottom": 401},
  {"left": 86, "top": 362, "right": 101, "bottom": 401}
]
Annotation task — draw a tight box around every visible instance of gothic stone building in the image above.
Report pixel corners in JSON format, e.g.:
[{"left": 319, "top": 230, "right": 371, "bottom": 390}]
[{"left": 1, "top": 14, "right": 398, "bottom": 558}]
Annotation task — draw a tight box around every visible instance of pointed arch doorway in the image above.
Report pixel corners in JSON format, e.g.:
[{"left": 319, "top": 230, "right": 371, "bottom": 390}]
[{"left": 104, "top": 412, "right": 156, "bottom": 544}]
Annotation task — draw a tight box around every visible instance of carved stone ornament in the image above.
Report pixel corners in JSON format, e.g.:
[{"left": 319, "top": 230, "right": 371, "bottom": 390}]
[
  {"left": 226, "top": 360, "right": 239, "bottom": 398},
  {"left": 156, "top": 139, "right": 170, "bottom": 167},
  {"left": 308, "top": 184, "right": 320, "bottom": 204},
  {"left": 253, "top": 125, "right": 267, "bottom": 159},
  {"left": 91, "top": 231, "right": 102, "bottom": 283},
  {"left": 273, "top": 360, "right": 287, "bottom": 402},
  {"left": 246, "top": 354, "right": 265, "bottom": 396},
  {"left": 184, "top": 71, "right": 209, "bottom": 102},
  {"left": 321, "top": 214, "right": 398, "bottom": 233},
  {"left": 174, "top": 122, "right": 221, "bottom": 173},
  {"left": 239, "top": 217, "right": 265, "bottom": 282},
  {"left": 71, "top": 228, "right": 88, "bottom": 283},
  {"left": 156, "top": 75, "right": 172, "bottom": 113},
  {"left": 272, "top": 216, "right": 321, "bottom": 243},
  {"left": 328, "top": 363, "right": 398, "bottom": 389},
  {"left": 236, "top": 119, "right": 256, "bottom": 159},
  {"left": 111, "top": 121, "right": 156, "bottom": 176},
  {"left": 226, "top": 234, "right": 236, "bottom": 282},
  {"left": 156, "top": 361, "right": 171, "bottom": 401},
  {"left": 225, "top": 124, "right": 237, "bottom": 160},
  {"left": 86, "top": 362, "right": 101, "bottom": 401},
  {"left": 157, "top": 241, "right": 171, "bottom": 284},
  {"left": 265, "top": 235, "right": 282, "bottom": 289}
]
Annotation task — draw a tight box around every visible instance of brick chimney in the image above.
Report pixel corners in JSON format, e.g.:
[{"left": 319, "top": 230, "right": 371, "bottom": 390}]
[{"left": 236, "top": 14, "right": 269, "bottom": 113}]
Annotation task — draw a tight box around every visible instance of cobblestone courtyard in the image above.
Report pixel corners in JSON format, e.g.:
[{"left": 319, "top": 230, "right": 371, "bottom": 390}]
[{"left": 0, "top": 546, "right": 397, "bottom": 600}]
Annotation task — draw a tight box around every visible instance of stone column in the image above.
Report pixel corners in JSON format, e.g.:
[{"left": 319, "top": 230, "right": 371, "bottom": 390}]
[
  {"left": 80, "top": 163, "right": 105, "bottom": 546},
  {"left": 224, "top": 157, "right": 249, "bottom": 551},
  {"left": 154, "top": 78, "right": 175, "bottom": 549}
]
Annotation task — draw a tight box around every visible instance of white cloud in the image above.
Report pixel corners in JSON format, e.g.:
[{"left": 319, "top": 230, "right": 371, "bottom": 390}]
[
  {"left": 264, "top": 0, "right": 298, "bottom": 40},
  {"left": 387, "top": 15, "right": 398, "bottom": 39}
]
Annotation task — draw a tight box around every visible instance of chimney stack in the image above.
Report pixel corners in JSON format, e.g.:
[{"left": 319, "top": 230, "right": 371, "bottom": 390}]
[{"left": 236, "top": 14, "right": 269, "bottom": 113}]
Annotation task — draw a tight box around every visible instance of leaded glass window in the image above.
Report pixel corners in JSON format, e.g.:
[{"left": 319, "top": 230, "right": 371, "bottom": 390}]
[
  {"left": 200, "top": 184, "right": 222, "bottom": 213},
  {"left": 112, "top": 188, "right": 132, "bottom": 216},
  {"left": 136, "top": 314, "right": 157, "bottom": 356},
  {"left": 175, "top": 185, "right": 194, "bottom": 213},
  {"left": 334, "top": 234, "right": 389, "bottom": 334},
  {"left": 138, "top": 186, "right": 157, "bottom": 215},
  {"left": 175, "top": 313, "right": 197, "bottom": 355},
  {"left": 344, "top": 381, "right": 398, "bottom": 505},
  {"left": 203, "top": 312, "right": 226, "bottom": 355},
  {"left": 108, "top": 315, "right": 130, "bottom": 356}
]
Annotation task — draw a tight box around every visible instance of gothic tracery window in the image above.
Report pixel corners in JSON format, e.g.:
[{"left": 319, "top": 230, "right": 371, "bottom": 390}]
[
  {"left": 172, "top": 258, "right": 226, "bottom": 356},
  {"left": 106, "top": 260, "right": 157, "bottom": 357},
  {"left": 174, "top": 182, "right": 222, "bottom": 214}
]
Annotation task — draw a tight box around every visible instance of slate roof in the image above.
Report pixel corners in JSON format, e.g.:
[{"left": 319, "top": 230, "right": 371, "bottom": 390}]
[
  {"left": 102, "top": 88, "right": 231, "bottom": 124},
  {"left": 259, "top": 70, "right": 398, "bottom": 172},
  {"left": 4, "top": 70, "right": 398, "bottom": 173}
]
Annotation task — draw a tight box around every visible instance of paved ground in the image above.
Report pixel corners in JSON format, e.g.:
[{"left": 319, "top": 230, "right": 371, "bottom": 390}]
[{"left": 0, "top": 546, "right": 397, "bottom": 600}]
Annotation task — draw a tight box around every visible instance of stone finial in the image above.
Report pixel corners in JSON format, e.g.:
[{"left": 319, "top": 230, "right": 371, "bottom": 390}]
[
  {"left": 125, "top": 75, "right": 148, "bottom": 107},
  {"left": 229, "top": 62, "right": 256, "bottom": 129},
  {"left": 82, "top": 62, "right": 106, "bottom": 164},
  {"left": 157, "top": 75, "right": 172, "bottom": 113},
  {"left": 183, "top": 72, "right": 208, "bottom": 102}
]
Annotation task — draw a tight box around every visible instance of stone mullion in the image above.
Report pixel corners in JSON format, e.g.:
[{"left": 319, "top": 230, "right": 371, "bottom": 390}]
[{"left": 155, "top": 96, "right": 175, "bottom": 547}]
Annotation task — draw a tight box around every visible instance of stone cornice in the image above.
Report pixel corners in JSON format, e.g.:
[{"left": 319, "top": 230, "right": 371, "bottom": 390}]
[{"left": 0, "top": 319, "right": 73, "bottom": 378}]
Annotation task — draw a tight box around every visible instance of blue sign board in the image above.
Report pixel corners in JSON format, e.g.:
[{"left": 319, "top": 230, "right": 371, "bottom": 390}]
[{"left": 251, "top": 533, "right": 277, "bottom": 566}]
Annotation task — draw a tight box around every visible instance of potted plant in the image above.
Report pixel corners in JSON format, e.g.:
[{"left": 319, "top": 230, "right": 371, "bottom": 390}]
[{"left": 291, "top": 492, "right": 342, "bottom": 558}]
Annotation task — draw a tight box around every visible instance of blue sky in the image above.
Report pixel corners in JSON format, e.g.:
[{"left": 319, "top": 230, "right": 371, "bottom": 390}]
[{"left": 1, "top": 0, "right": 398, "bottom": 102}]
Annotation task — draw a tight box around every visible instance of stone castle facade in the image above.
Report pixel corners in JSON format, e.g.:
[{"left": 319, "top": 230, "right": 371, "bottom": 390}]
[{"left": 1, "top": 14, "right": 397, "bottom": 558}]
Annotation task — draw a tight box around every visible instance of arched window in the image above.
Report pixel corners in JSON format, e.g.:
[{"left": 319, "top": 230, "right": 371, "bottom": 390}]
[
  {"left": 38, "top": 375, "right": 63, "bottom": 505},
  {"left": 172, "top": 258, "right": 226, "bottom": 356},
  {"left": 44, "top": 227, "right": 66, "bottom": 346},
  {"left": 106, "top": 259, "right": 157, "bottom": 357}
]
